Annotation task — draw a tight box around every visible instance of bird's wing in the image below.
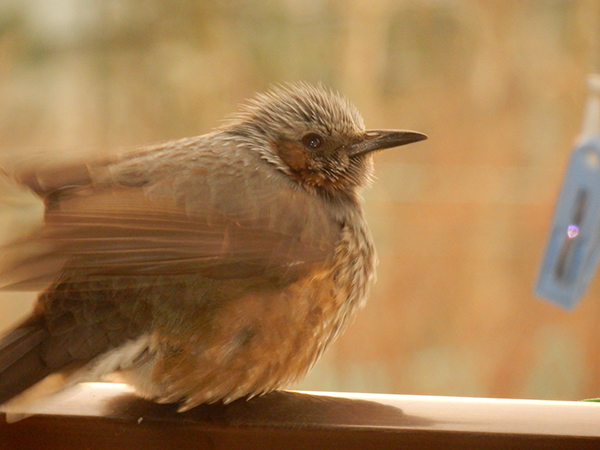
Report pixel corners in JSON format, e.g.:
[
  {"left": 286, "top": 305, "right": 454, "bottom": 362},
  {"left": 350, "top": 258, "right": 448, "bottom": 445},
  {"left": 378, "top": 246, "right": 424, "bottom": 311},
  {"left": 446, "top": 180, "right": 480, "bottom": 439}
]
[{"left": 0, "top": 136, "right": 340, "bottom": 290}]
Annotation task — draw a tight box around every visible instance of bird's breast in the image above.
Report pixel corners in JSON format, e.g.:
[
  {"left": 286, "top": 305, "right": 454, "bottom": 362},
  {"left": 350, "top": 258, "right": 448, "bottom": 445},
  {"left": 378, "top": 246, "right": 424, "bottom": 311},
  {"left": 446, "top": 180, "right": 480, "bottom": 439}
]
[{"left": 120, "top": 208, "right": 377, "bottom": 409}]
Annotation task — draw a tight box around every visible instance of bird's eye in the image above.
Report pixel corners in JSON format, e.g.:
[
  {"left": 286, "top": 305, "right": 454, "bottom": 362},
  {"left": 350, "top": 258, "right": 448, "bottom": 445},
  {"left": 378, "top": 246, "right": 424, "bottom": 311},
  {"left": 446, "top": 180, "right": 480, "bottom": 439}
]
[{"left": 302, "top": 133, "right": 324, "bottom": 149}]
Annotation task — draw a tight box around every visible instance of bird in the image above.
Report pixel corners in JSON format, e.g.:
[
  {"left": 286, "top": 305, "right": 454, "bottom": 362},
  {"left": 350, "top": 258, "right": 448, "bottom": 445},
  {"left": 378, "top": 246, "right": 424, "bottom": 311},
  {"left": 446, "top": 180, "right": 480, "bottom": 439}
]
[{"left": 0, "top": 82, "right": 426, "bottom": 413}]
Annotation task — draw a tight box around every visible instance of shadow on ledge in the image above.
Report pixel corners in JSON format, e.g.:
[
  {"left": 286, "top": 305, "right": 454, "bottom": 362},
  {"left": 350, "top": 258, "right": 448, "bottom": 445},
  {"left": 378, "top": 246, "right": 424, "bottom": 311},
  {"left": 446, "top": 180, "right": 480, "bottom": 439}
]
[{"left": 105, "top": 390, "right": 433, "bottom": 430}]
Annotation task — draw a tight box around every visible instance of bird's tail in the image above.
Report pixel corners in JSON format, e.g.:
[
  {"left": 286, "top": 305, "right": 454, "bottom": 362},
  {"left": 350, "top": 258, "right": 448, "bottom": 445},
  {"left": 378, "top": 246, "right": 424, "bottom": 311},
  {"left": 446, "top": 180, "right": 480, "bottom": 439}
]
[{"left": 0, "top": 317, "right": 53, "bottom": 406}]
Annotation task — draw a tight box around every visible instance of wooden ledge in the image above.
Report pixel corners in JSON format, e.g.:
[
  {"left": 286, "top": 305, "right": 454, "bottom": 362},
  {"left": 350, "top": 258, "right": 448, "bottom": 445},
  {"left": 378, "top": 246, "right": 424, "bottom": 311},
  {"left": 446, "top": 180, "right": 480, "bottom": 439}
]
[{"left": 2, "top": 383, "right": 600, "bottom": 449}]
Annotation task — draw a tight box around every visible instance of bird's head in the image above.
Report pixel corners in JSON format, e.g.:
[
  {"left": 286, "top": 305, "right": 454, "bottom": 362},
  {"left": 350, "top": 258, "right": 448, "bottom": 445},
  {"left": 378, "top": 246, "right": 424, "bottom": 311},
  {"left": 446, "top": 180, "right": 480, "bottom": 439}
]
[{"left": 224, "top": 83, "right": 426, "bottom": 198}]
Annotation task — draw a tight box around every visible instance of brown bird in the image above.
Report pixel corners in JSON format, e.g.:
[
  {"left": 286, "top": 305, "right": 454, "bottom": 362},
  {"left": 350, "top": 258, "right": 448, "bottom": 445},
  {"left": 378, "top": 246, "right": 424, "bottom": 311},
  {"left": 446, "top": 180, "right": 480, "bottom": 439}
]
[{"left": 0, "top": 83, "right": 426, "bottom": 412}]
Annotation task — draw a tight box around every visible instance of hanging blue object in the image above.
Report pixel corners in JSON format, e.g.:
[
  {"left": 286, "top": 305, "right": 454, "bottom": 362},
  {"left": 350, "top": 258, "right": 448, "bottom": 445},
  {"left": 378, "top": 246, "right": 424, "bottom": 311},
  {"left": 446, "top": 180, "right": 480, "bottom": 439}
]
[{"left": 536, "top": 75, "right": 600, "bottom": 309}]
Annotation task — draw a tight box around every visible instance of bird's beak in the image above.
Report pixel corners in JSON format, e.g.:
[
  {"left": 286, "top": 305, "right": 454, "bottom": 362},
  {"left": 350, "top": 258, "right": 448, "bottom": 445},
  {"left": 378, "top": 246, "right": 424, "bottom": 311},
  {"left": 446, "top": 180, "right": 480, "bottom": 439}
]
[{"left": 347, "top": 130, "right": 427, "bottom": 157}]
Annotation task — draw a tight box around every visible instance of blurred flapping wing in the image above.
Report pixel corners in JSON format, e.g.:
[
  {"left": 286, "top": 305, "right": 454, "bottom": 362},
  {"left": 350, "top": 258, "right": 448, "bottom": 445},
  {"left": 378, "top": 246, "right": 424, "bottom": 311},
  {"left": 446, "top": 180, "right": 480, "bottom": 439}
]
[{"left": 0, "top": 137, "right": 339, "bottom": 290}]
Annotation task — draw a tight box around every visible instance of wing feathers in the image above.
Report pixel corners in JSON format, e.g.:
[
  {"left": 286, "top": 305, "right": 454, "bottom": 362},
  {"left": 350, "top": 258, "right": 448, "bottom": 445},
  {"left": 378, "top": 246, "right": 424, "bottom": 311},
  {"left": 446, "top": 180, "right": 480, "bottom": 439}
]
[
  {"left": 0, "top": 137, "right": 340, "bottom": 290},
  {"left": 0, "top": 321, "right": 52, "bottom": 405}
]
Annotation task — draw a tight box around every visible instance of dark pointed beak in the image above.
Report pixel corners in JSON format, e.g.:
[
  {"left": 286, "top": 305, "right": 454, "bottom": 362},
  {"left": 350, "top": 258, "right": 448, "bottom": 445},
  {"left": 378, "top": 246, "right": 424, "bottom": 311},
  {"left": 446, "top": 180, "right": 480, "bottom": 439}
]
[{"left": 347, "top": 130, "right": 427, "bottom": 157}]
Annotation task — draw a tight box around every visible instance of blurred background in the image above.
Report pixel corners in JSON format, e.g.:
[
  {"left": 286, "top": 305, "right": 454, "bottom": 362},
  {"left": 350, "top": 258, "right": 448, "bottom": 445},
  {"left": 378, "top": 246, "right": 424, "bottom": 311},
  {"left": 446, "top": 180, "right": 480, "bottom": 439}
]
[{"left": 1, "top": 0, "right": 600, "bottom": 401}]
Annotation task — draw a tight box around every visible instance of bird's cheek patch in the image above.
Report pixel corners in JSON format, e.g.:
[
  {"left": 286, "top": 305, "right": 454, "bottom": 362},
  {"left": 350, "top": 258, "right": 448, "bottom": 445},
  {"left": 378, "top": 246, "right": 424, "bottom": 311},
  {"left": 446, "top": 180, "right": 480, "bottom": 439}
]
[{"left": 275, "top": 140, "right": 311, "bottom": 174}]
